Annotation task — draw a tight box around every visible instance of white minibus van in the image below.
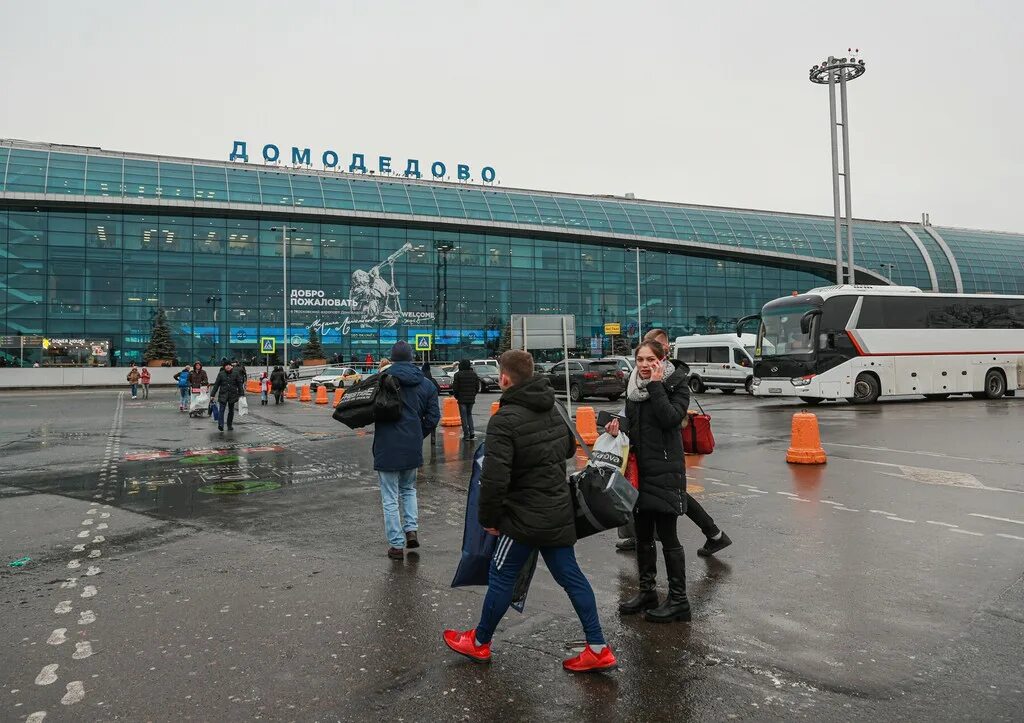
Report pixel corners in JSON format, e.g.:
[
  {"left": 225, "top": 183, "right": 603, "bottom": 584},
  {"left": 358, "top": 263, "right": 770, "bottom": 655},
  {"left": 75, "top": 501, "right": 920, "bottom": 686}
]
[{"left": 672, "top": 334, "right": 758, "bottom": 394}]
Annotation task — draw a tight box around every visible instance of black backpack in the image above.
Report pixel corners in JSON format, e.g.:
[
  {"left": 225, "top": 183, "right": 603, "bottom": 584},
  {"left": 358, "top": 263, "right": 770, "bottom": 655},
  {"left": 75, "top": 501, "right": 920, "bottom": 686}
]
[{"left": 332, "top": 372, "right": 403, "bottom": 429}]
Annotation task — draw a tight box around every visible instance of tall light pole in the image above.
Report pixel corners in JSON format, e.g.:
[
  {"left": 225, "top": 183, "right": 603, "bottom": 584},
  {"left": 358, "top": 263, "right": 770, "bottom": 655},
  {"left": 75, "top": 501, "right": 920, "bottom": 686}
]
[
  {"left": 879, "top": 263, "right": 898, "bottom": 284},
  {"left": 810, "top": 52, "right": 866, "bottom": 285},
  {"left": 271, "top": 226, "right": 296, "bottom": 368},
  {"left": 206, "top": 295, "right": 222, "bottom": 361}
]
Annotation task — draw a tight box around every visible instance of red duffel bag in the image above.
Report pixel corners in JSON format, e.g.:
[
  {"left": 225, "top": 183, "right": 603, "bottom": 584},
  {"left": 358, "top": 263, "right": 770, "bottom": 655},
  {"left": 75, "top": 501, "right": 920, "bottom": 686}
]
[{"left": 682, "top": 398, "right": 715, "bottom": 455}]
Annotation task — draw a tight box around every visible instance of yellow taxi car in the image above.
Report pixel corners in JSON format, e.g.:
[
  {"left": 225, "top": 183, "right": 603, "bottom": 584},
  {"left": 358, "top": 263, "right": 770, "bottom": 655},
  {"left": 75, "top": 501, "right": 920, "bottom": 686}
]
[{"left": 308, "top": 366, "right": 362, "bottom": 392}]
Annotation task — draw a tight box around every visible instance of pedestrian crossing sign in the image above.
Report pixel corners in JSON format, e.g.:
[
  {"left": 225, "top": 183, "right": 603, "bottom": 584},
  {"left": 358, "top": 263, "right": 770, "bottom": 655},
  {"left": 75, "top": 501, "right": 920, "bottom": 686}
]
[
  {"left": 415, "top": 334, "right": 432, "bottom": 351},
  {"left": 260, "top": 337, "right": 276, "bottom": 354}
]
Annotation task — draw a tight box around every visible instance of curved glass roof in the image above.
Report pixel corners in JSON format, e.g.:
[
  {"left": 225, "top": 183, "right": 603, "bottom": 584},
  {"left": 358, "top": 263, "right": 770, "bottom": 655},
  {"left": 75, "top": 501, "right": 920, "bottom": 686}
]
[{"left": 2, "top": 141, "right": 1021, "bottom": 294}]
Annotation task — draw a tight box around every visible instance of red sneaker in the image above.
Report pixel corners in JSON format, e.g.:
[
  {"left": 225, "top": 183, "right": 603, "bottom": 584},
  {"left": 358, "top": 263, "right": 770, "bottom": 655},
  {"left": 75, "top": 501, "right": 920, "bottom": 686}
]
[
  {"left": 443, "top": 629, "right": 492, "bottom": 663},
  {"left": 563, "top": 645, "right": 617, "bottom": 673}
]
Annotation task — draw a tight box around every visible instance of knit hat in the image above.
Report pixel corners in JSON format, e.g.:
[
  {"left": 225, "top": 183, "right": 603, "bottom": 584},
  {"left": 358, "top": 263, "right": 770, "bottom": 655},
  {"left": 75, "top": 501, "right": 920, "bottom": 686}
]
[{"left": 390, "top": 341, "right": 414, "bottom": 362}]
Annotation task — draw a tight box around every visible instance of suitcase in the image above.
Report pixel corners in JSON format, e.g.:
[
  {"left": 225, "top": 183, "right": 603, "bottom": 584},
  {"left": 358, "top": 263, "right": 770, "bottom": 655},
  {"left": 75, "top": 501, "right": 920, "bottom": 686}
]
[{"left": 682, "top": 398, "right": 715, "bottom": 455}]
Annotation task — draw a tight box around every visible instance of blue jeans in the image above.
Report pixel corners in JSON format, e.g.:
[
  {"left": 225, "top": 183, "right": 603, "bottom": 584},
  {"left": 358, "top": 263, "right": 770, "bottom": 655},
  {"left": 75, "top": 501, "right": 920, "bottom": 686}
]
[
  {"left": 378, "top": 469, "right": 418, "bottom": 548},
  {"left": 130, "top": 383, "right": 138, "bottom": 397},
  {"left": 218, "top": 401, "right": 236, "bottom": 428},
  {"left": 459, "top": 402, "right": 474, "bottom": 438},
  {"left": 179, "top": 388, "right": 189, "bottom": 406},
  {"left": 475, "top": 536, "right": 605, "bottom": 646}
]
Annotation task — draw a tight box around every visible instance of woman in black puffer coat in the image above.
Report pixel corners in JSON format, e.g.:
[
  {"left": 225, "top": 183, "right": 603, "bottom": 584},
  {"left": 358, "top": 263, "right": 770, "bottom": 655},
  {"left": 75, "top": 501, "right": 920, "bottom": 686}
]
[{"left": 606, "top": 339, "right": 691, "bottom": 623}]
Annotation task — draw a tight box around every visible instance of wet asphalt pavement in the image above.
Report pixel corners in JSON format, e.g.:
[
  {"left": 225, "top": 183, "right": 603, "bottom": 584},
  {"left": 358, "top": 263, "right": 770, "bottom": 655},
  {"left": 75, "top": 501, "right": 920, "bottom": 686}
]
[{"left": 1, "top": 386, "right": 1022, "bottom": 721}]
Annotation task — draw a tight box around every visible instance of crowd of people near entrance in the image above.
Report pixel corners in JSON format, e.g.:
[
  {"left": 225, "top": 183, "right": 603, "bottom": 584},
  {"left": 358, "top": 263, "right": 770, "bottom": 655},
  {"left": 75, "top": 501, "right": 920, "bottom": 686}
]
[{"left": 138, "top": 329, "right": 732, "bottom": 673}]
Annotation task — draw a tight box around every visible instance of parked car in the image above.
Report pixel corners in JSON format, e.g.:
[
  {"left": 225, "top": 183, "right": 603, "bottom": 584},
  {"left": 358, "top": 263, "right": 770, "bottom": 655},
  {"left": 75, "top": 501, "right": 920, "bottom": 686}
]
[
  {"left": 672, "top": 334, "right": 756, "bottom": 394},
  {"left": 547, "top": 358, "right": 626, "bottom": 402},
  {"left": 308, "top": 366, "right": 362, "bottom": 391},
  {"left": 534, "top": 362, "right": 554, "bottom": 374},
  {"left": 434, "top": 369, "right": 454, "bottom": 394},
  {"left": 602, "top": 356, "right": 635, "bottom": 376},
  {"left": 469, "top": 359, "right": 501, "bottom": 393}
]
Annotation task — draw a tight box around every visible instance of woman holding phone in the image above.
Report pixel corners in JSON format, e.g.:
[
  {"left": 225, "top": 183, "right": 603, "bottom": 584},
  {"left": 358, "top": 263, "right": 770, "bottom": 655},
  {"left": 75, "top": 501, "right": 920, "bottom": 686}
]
[{"left": 605, "top": 339, "right": 692, "bottom": 622}]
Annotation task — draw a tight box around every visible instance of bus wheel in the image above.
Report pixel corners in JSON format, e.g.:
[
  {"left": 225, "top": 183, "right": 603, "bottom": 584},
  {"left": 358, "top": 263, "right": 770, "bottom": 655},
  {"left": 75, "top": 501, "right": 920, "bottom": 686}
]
[
  {"left": 798, "top": 396, "right": 823, "bottom": 405},
  {"left": 688, "top": 376, "right": 704, "bottom": 394},
  {"left": 848, "top": 373, "right": 880, "bottom": 404},
  {"left": 924, "top": 394, "right": 950, "bottom": 401},
  {"left": 984, "top": 369, "right": 1007, "bottom": 399}
]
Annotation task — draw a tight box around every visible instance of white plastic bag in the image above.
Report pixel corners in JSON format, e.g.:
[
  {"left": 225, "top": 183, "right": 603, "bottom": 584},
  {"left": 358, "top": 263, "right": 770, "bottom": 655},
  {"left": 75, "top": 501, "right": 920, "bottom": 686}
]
[
  {"left": 589, "top": 432, "right": 630, "bottom": 473},
  {"left": 237, "top": 396, "right": 249, "bottom": 416},
  {"left": 190, "top": 391, "right": 210, "bottom": 412}
]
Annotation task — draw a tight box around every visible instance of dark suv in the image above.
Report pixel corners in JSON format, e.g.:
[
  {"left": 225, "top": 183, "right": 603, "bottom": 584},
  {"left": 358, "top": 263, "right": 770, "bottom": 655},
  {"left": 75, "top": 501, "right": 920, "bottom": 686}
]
[{"left": 547, "top": 359, "right": 626, "bottom": 402}]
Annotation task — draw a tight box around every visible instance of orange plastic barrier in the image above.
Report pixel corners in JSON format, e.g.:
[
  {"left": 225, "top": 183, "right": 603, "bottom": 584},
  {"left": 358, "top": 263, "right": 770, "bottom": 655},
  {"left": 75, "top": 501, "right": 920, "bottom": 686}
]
[
  {"left": 315, "top": 385, "right": 329, "bottom": 404},
  {"left": 285, "top": 383, "right": 297, "bottom": 400},
  {"left": 575, "top": 406, "right": 598, "bottom": 446},
  {"left": 490, "top": 401, "right": 500, "bottom": 416},
  {"left": 246, "top": 378, "right": 259, "bottom": 393},
  {"left": 332, "top": 388, "right": 345, "bottom": 406},
  {"left": 786, "top": 412, "right": 827, "bottom": 464},
  {"left": 440, "top": 396, "right": 462, "bottom": 427},
  {"left": 299, "top": 385, "right": 312, "bottom": 402}
]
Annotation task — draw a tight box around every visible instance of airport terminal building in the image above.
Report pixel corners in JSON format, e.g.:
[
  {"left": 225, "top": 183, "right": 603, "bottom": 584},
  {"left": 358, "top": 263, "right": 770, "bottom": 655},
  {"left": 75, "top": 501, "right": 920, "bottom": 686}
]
[{"left": 1, "top": 138, "right": 1022, "bottom": 366}]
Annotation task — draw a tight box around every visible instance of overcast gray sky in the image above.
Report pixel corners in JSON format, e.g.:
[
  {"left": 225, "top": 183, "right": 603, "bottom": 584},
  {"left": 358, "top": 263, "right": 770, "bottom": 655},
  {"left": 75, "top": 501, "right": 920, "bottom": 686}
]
[{"left": 2, "top": 1, "right": 1021, "bottom": 232}]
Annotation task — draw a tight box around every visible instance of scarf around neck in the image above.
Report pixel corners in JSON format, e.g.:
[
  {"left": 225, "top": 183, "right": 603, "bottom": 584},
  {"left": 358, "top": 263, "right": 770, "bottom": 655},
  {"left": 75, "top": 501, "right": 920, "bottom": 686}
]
[{"left": 627, "top": 360, "right": 676, "bottom": 402}]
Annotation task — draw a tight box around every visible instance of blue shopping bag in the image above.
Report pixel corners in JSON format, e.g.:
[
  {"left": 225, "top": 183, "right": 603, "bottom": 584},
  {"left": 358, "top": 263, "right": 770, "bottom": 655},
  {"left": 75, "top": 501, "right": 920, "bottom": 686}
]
[
  {"left": 450, "top": 443, "right": 536, "bottom": 613},
  {"left": 210, "top": 402, "right": 220, "bottom": 423}
]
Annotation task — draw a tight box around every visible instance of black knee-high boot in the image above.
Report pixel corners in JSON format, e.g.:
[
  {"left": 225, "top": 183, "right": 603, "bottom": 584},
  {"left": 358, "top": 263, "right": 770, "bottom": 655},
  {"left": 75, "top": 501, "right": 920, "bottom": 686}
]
[
  {"left": 618, "top": 542, "right": 659, "bottom": 614},
  {"left": 644, "top": 546, "right": 691, "bottom": 623}
]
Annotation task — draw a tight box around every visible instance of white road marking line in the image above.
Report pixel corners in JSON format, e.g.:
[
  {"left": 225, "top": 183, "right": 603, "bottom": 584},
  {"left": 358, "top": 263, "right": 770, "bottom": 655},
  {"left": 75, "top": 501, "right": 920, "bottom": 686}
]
[
  {"left": 60, "top": 579, "right": 77, "bottom": 589},
  {"left": 60, "top": 681, "right": 85, "bottom": 705},
  {"left": 26, "top": 712, "right": 47, "bottom": 723},
  {"left": 968, "top": 513, "right": 1024, "bottom": 526},
  {"left": 46, "top": 629, "right": 67, "bottom": 646},
  {"left": 950, "top": 529, "right": 984, "bottom": 537},
  {"left": 820, "top": 500, "right": 840, "bottom": 506},
  {"left": 886, "top": 517, "right": 916, "bottom": 523},
  {"left": 78, "top": 610, "right": 96, "bottom": 625},
  {"left": 996, "top": 533, "right": 1024, "bottom": 541},
  {"left": 72, "top": 641, "right": 93, "bottom": 660},
  {"left": 776, "top": 491, "right": 797, "bottom": 497},
  {"left": 86, "top": 509, "right": 97, "bottom": 516},
  {"left": 53, "top": 601, "right": 72, "bottom": 615},
  {"left": 926, "top": 521, "right": 959, "bottom": 528},
  {"left": 87, "top": 550, "right": 101, "bottom": 559},
  {"left": 80, "top": 586, "right": 97, "bottom": 599},
  {"left": 71, "top": 544, "right": 86, "bottom": 553},
  {"left": 709, "top": 481, "right": 731, "bottom": 487},
  {"left": 76, "top": 531, "right": 89, "bottom": 538},
  {"left": 35, "top": 664, "right": 59, "bottom": 686},
  {"left": 869, "top": 510, "right": 896, "bottom": 516},
  {"left": 85, "top": 566, "right": 101, "bottom": 577},
  {"left": 705, "top": 477, "right": 721, "bottom": 482},
  {"left": 80, "top": 519, "right": 93, "bottom": 526},
  {"left": 66, "top": 560, "right": 80, "bottom": 570},
  {"left": 788, "top": 497, "right": 812, "bottom": 503},
  {"left": 91, "top": 536, "right": 105, "bottom": 543},
  {"left": 96, "top": 524, "right": 108, "bottom": 530}
]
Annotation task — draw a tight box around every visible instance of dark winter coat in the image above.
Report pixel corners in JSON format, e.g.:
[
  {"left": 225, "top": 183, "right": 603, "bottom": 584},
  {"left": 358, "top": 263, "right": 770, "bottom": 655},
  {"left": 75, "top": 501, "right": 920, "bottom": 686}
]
[
  {"left": 624, "top": 365, "right": 690, "bottom": 516},
  {"left": 270, "top": 368, "right": 287, "bottom": 392},
  {"left": 372, "top": 362, "right": 440, "bottom": 472},
  {"left": 188, "top": 367, "right": 209, "bottom": 387},
  {"left": 479, "top": 375, "right": 577, "bottom": 548},
  {"left": 210, "top": 367, "right": 245, "bottom": 404},
  {"left": 452, "top": 362, "right": 480, "bottom": 405}
]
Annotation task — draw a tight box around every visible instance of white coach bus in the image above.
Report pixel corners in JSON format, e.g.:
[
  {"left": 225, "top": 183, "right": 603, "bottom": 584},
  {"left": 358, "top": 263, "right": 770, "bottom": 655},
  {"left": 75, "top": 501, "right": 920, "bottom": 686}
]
[{"left": 740, "top": 286, "right": 1024, "bottom": 404}]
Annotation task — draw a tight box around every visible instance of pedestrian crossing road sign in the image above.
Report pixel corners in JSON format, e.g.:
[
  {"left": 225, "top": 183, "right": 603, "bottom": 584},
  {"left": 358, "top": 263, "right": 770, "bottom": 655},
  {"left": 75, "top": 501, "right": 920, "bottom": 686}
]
[
  {"left": 415, "top": 334, "right": 432, "bottom": 351},
  {"left": 260, "top": 337, "right": 276, "bottom": 354}
]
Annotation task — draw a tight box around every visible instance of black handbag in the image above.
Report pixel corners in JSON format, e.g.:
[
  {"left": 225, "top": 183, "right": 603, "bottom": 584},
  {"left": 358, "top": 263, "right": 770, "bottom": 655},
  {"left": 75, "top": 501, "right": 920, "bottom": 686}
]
[
  {"left": 332, "top": 372, "right": 403, "bottom": 429},
  {"left": 554, "top": 404, "right": 639, "bottom": 539}
]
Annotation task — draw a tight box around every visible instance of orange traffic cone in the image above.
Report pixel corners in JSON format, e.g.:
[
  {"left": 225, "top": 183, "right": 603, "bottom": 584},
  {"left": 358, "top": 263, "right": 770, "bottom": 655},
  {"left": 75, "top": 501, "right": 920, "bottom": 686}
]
[
  {"left": 315, "top": 385, "right": 328, "bottom": 404},
  {"left": 575, "top": 406, "right": 598, "bottom": 446},
  {"left": 786, "top": 412, "right": 827, "bottom": 464},
  {"left": 285, "top": 383, "right": 297, "bottom": 400},
  {"left": 299, "top": 385, "right": 312, "bottom": 402},
  {"left": 441, "top": 397, "right": 462, "bottom": 427},
  {"left": 332, "top": 388, "right": 344, "bottom": 406},
  {"left": 490, "top": 401, "right": 500, "bottom": 416}
]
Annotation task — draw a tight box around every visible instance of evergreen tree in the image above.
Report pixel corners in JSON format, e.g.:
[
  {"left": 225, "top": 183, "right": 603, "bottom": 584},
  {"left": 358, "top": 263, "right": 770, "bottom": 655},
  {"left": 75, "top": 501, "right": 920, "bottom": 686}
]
[
  {"left": 497, "top": 322, "right": 513, "bottom": 355},
  {"left": 144, "top": 308, "right": 176, "bottom": 363},
  {"left": 303, "top": 326, "right": 325, "bottom": 360}
]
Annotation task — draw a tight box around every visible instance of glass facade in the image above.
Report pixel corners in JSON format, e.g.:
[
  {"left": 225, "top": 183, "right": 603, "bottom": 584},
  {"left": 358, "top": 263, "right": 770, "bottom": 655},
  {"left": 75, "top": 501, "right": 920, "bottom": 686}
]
[{"left": 1, "top": 140, "right": 1021, "bottom": 366}]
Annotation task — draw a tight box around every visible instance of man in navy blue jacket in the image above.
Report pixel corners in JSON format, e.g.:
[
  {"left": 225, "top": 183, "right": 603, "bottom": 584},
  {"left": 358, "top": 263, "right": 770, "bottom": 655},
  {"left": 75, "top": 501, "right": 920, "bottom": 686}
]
[{"left": 373, "top": 341, "right": 440, "bottom": 559}]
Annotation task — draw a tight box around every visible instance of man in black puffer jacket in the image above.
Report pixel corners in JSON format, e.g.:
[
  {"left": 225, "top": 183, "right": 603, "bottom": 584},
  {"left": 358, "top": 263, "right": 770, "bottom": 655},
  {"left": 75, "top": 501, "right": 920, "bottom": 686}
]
[
  {"left": 443, "top": 351, "right": 617, "bottom": 673},
  {"left": 452, "top": 359, "right": 480, "bottom": 440}
]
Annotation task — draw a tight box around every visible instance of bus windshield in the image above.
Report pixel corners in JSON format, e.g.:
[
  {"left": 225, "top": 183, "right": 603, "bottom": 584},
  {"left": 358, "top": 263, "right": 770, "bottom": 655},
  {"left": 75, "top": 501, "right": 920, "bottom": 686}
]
[{"left": 761, "top": 306, "right": 816, "bottom": 357}]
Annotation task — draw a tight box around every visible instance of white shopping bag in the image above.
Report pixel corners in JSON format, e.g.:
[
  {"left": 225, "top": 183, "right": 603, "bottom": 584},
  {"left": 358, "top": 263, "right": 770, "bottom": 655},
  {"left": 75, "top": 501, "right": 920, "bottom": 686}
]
[
  {"left": 589, "top": 432, "right": 630, "bottom": 473},
  {"left": 237, "top": 396, "right": 249, "bottom": 416},
  {"left": 190, "top": 391, "right": 210, "bottom": 412}
]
